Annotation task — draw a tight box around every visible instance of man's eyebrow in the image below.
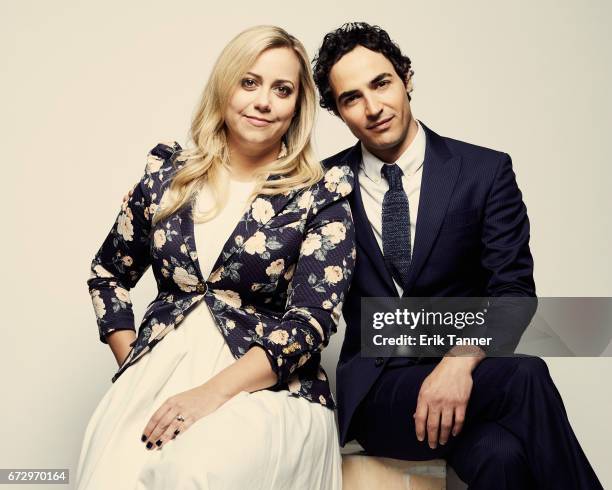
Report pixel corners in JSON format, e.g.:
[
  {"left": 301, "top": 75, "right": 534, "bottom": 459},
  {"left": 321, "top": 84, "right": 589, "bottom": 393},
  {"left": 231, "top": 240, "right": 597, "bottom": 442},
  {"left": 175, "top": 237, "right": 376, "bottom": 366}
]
[
  {"left": 370, "top": 72, "right": 393, "bottom": 86},
  {"left": 337, "top": 89, "right": 360, "bottom": 104},
  {"left": 245, "top": 72, "right": 295, "bottom": 88},
  {"left": 336, "top": 73, "right": 394, "bottom": 104}
]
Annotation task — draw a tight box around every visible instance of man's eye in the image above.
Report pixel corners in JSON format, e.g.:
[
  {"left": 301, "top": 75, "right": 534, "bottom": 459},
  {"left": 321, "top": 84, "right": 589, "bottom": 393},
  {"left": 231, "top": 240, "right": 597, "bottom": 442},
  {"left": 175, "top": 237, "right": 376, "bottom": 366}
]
[
  {"left": 377, "top": 80, "right": 390, "bottom": 88},
  {"left": 345, "top": 95, "right": 358, "bottom": 105}
]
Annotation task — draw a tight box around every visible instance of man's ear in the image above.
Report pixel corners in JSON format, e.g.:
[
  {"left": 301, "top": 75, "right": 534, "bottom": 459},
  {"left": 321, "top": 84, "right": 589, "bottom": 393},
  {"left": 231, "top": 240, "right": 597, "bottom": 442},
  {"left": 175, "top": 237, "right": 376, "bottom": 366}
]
[
  {"left": 404, "top": 69, "right": 415, "bottom": 95},
  {"left": 332, "top": 104, "right": 345, "bottom": 122}
]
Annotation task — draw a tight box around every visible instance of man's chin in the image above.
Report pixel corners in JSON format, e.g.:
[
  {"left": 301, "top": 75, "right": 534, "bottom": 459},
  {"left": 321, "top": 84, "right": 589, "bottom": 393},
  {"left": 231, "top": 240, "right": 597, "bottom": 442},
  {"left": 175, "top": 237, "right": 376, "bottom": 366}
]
[{"left": 363, "top": 135, "right": 404, "bottom": 153}]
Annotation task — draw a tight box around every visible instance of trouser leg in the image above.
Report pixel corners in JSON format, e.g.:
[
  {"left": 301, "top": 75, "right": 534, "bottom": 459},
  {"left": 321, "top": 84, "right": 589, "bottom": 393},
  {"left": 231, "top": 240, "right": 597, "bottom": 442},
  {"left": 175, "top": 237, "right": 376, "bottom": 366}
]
[
  {"left": 351, "top": 356, "right": 602, "bottom": 489},
  {"left": 447, "top": 421, "right": 536, "bottom": 490}
]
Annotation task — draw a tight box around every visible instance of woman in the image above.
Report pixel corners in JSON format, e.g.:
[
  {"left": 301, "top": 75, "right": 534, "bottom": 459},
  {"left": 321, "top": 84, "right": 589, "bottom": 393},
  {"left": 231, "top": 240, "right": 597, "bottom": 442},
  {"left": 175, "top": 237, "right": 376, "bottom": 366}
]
[{"left": 76, "top": 25, "right": 355, "bottom": 489}]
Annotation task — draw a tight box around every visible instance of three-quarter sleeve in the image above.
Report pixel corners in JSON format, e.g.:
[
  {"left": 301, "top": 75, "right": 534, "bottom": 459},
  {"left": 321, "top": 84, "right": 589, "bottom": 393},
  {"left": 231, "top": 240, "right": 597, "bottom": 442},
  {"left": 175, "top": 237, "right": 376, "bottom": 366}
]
[
  {"left": 86, "top": 143, "right": 176, "bottom": 343},
  {"left": 250, "top": 168, "right": 356, "bottom": 386}
]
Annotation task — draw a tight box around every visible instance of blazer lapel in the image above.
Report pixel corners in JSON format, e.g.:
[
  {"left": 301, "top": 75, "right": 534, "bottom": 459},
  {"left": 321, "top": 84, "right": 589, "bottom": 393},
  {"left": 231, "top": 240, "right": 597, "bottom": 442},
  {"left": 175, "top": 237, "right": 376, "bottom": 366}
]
[
  {"left": 402, "top": 122, "right": 462, "bottom": 294},
  {"left": 344, "top": 142, "right": 399, "bottom": 295},
  {"left": 210, "top": 180, "right": 299, "bottom": 273},
  {"left": 176, "top": 174, "right": 299, "bottom": 283}
]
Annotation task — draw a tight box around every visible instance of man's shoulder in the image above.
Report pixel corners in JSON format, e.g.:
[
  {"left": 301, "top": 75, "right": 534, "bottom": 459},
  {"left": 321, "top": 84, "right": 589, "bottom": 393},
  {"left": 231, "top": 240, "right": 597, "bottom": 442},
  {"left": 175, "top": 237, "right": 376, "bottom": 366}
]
[
  {"left": 321, "top": 144, "right": 358, "bottom": 170},
  {"left": 442, "top": 134, "right": 507, "bottom": 163}
]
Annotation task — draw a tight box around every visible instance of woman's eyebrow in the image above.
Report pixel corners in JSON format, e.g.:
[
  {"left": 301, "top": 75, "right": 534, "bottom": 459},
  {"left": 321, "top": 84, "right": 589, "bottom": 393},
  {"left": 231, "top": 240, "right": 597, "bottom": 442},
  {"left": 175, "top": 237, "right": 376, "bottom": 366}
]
[{"left": 245, "top": 72, "right": 295, "bottom": 88}]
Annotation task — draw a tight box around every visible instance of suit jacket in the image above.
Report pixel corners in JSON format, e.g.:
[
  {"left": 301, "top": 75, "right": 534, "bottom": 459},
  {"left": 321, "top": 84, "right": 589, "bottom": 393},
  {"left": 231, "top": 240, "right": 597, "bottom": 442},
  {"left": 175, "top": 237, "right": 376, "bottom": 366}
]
[
  {"left": 87, "top": 141, "right": 356, "bottom": 409},
  {"left": 322, "top": 122, "right": 536, "bottom": 444}
]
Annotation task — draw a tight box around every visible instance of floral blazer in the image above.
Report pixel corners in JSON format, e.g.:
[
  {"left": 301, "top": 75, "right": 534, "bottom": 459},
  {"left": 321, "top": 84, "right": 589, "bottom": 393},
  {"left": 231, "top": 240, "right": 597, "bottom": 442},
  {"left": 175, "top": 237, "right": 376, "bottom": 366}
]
[{"left": 87, "top": 141, "right": 356, "bottom": 409}]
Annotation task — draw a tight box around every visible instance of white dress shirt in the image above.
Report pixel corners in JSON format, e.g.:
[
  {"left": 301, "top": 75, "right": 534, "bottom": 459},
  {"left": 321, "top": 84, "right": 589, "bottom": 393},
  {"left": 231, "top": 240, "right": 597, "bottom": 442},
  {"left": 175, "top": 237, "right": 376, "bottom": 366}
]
[{"left": 359, "top": 120, "right": 426, "bottom": 296}]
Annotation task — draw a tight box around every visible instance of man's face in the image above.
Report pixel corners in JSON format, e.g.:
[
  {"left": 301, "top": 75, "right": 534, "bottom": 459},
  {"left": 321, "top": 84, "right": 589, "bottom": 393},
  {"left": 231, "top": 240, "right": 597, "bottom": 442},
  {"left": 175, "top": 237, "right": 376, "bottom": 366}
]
[{"left": 329, "top": 45, "right": 413, "bottom": 159}]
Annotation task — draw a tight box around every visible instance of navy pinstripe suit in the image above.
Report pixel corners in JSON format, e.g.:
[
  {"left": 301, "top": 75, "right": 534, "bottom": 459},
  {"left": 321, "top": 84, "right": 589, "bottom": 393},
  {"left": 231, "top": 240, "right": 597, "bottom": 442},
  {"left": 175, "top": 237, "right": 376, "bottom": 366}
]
[{"left": 323, "top": 122, "right": 602, "bottom": 489}]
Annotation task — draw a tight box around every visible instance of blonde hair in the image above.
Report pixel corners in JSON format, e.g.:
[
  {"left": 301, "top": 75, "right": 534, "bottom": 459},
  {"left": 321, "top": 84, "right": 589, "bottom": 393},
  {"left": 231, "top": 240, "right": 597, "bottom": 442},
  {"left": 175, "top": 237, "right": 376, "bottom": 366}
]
[{"left": 153, "top": 25, "right": 322, "bottom": 225}]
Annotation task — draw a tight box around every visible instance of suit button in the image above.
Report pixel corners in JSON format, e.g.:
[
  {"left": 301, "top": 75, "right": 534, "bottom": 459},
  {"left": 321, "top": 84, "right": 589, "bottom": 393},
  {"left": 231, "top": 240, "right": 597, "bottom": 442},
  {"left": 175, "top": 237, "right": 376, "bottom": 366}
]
[
  {"left": 196, "top": 283, "right": 208, "bottom": 294},
  {"left": 375, "top": 357, "right": 384, "bottom": 367}
]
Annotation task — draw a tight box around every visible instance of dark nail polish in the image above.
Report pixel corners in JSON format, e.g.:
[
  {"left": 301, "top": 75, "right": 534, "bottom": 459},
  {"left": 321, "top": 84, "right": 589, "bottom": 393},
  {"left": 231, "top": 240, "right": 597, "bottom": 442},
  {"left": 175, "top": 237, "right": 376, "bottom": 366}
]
[
  {"left": 173, "top": 429, "right": 180, "bottom": 436},
  {"left": 141, "top": 435, "right": 147, "bottom": 442},
  {"left": 146, "top": 441, "right": 153, "bottom": 449},
  {"left": 155, "top": 439, "right": 162, "bottom": 446}
]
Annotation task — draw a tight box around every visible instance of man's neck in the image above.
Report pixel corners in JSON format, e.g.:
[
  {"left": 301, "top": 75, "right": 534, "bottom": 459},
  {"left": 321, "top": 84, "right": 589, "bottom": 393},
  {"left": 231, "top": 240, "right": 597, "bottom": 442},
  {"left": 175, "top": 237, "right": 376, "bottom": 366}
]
[{"left": 365, "top": 118, "right": 419, "bottom": 163}]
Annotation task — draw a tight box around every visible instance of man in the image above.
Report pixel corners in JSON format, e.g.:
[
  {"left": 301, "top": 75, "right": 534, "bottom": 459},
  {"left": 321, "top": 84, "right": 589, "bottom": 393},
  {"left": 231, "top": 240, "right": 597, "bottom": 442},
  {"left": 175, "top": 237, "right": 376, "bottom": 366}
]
[{"left": 312, "top": 22, "right": 602, "bottom": 489}]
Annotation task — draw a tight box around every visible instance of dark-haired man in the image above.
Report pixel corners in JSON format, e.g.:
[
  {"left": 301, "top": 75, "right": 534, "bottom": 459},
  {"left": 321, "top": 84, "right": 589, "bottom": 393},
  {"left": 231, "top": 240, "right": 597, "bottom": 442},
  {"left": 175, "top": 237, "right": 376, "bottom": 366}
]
[{"left": 313, "top": 22, "right": 602, "bottom": 489}]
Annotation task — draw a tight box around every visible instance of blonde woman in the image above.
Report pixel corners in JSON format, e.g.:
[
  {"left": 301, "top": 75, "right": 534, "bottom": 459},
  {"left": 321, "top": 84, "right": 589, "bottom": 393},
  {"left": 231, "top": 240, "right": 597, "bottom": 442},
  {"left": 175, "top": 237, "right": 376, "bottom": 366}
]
[{"left": 76, "top": 25, "right": 355, "bottom": 489}]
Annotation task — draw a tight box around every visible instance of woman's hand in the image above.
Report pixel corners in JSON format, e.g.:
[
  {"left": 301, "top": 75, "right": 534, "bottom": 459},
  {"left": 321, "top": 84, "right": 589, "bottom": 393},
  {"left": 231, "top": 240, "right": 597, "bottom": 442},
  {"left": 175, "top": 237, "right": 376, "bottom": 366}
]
[
  {"left": 140, "top": 345, "right": 276, "bottom": 450},
  {"left": 122, "top": 186, "right": 135, "bottom": 203},
  {"left": 141, "top": 384, "right": 232, "bottom": 450}
]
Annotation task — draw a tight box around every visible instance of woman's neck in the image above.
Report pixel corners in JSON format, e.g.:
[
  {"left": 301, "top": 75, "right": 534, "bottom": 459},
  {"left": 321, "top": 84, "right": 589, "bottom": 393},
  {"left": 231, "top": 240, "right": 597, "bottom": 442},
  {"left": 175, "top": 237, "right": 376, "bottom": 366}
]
[{"left": 227, "top": 136, "right": 280, "bottom": 181}]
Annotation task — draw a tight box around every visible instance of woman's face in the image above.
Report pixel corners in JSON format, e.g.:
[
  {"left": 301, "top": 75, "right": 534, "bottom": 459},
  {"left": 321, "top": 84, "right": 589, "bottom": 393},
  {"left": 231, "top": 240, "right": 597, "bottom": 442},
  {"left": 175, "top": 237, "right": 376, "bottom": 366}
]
[{"left": 224, "top": 47, "right": 301, "bottom": 152}]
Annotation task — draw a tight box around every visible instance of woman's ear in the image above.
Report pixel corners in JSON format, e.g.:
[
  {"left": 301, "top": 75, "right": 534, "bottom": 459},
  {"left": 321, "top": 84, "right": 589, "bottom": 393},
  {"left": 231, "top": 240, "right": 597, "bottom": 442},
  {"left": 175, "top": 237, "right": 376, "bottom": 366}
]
[{"left": 278, "top": 139, "right": 288, "bottom": 159}]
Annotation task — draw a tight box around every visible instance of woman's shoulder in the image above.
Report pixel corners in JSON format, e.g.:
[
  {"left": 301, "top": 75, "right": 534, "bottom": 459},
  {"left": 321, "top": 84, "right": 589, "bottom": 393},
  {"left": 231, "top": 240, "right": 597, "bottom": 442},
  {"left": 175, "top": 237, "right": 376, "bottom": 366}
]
[
  {"left": 146, "top": 140, "right": 183, "bottom": 172},
  {"left": 308, "top": 163, "right": 354, "bottom": 208},
  {"left": 142, "top": 140, "right": 185, "bottom": 187}
]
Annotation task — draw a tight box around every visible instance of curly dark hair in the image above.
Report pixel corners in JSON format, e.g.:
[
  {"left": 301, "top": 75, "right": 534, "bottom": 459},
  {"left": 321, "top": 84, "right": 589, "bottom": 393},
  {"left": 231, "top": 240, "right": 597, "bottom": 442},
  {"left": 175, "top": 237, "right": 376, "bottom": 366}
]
[{"left": 312, "top": 22, "right": 413, "bottom": 115}]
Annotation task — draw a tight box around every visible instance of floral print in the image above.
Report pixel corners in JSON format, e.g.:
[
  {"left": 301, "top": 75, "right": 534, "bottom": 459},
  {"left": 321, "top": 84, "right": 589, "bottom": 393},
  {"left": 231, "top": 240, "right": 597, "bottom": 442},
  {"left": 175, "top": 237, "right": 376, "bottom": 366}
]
[{"left": 87, "top": 142, "right": 356, "bottom": 409}]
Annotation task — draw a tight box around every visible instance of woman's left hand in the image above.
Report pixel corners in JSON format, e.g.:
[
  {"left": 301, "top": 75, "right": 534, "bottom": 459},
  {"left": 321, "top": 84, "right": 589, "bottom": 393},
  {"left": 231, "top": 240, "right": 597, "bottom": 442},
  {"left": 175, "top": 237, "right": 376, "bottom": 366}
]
[{"left": 141, "top": 384, "right": 232, "bottom": 450}]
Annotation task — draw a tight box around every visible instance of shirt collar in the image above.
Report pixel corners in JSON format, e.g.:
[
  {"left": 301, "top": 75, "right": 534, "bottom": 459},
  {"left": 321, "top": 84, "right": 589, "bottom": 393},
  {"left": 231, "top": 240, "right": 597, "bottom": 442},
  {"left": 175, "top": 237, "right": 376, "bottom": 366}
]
[{"left": 360, "top": 119, "right": 426, "bottom": 184}]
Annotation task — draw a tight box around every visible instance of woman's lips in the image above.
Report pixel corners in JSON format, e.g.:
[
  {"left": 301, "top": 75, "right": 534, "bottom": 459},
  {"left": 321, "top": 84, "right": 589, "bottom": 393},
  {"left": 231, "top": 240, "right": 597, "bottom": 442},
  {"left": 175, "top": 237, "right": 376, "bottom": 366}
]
[{"left": 244, "top": 115, "right": 273, "bottom": 127}]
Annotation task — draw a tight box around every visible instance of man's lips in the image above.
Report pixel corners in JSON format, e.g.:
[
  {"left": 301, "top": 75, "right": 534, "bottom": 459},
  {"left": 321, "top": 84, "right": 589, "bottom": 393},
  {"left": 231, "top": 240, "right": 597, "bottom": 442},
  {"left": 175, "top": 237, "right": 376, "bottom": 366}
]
[
  {"left": 367, "top": 115, "right": 394, "bottom": 130},
  {"left": 244, "top": 115, "right": 274, "bottom": 126}
]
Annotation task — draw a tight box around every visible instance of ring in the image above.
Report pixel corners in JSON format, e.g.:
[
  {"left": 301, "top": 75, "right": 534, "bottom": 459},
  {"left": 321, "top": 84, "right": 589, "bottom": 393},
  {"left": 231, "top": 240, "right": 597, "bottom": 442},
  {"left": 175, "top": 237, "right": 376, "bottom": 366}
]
[{"left": 176, "top": 414, "right": 185, "bottom": 422}]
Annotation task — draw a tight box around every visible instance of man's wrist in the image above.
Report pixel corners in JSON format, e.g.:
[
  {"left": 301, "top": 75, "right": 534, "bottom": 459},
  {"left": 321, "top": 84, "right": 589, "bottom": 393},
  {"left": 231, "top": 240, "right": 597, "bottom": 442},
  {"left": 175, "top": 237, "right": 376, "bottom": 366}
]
[{"left": 443, "top": 345, "right": 486, "bottom": 371}]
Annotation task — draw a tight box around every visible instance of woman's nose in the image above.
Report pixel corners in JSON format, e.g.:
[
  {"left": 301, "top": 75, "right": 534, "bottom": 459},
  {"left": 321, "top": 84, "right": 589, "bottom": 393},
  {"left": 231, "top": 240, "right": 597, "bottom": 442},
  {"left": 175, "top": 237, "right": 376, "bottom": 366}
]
[{"left": 253, "top": 90, "right": 272, "bottom": 113}]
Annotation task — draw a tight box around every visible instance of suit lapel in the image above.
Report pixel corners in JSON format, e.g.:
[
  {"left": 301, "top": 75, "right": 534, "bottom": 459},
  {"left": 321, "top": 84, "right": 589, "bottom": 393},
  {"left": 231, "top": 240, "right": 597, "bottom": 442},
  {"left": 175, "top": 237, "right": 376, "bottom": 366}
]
[
  {"left": 176, "top": 174, "right": 298, "bottom": 283},
  {"left": 344, "top": 143, "right": 399, "bottom": 295},
  {"left": 402, "top": 122, "right": 462, "bottom": 293}
]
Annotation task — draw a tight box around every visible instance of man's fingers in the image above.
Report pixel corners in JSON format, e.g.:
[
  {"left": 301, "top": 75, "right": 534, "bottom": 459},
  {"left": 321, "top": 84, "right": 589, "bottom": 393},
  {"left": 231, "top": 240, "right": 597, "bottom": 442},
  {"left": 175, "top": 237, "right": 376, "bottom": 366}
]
[
  {"left": 426, "top": 410, "right": 441, "bottom": 449},
  {"left": 413, "top": 401, "right": 428, "bottom": 442},
  {"left": 439, "top": 408, "right": 454, "bottom": 446},
  {"left": 452, "top": 405, "right": 466, "bottom": 437}
]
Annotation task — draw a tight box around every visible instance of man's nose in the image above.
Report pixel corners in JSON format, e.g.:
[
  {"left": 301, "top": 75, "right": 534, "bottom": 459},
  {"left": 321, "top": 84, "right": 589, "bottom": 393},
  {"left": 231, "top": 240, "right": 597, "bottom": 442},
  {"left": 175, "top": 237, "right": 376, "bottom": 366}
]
[{"left": 364, "top": 93, "right": 383, "bottom": 119}]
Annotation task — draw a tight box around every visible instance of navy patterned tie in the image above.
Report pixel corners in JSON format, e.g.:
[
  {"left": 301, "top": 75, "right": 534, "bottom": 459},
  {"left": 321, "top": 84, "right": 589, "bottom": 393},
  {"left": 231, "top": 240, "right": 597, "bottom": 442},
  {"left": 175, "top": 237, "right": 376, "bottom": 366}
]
[{"left": 381, "top": 163, "right": 411, "bottom": 289}]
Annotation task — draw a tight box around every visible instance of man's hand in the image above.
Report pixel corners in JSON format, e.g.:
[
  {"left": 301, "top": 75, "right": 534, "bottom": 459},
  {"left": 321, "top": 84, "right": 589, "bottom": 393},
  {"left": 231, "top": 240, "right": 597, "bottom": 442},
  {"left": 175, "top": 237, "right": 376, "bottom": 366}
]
[{"left": 413, "top": 354, "right": 482, "bottom": 449}]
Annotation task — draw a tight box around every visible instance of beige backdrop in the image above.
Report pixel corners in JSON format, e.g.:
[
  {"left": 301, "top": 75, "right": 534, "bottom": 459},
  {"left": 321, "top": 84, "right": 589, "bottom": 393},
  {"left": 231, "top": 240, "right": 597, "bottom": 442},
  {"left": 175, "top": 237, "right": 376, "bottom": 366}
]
[{"left": 2, "top": 0, "right": 611, "bottom": 488}]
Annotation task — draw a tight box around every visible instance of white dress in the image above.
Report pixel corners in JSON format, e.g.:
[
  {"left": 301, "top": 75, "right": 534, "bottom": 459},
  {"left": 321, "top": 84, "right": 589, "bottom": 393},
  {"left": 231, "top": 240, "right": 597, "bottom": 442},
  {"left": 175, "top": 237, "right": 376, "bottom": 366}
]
[{"left": 76, "top": 176, "right": 342, "bottom": 490}]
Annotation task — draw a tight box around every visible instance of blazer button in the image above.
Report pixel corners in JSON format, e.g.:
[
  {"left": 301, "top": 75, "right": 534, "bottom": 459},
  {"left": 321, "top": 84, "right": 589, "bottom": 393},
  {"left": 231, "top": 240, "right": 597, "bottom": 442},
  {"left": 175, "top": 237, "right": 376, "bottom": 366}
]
[
  {"left": 375, "top": 357, "right": 384, "bottom": 367},
  {"left": 196, "top": 283, "right": 208, "bottom": 294}
]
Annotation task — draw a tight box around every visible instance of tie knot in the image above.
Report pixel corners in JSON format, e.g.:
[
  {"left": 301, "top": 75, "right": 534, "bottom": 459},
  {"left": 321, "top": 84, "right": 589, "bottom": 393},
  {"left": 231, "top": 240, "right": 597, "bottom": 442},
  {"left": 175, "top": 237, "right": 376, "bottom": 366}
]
[{"left": 381, "top": 163, "right": 404, "bottom": 189}]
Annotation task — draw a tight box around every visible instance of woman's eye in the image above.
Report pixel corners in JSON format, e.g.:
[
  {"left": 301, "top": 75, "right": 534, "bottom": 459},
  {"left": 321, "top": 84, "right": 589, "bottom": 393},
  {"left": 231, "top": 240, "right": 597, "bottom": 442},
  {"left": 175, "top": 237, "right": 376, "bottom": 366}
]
[
  {"left": 275, "top": 86, "right": 293, "bottom": 97},
  {"left": 241, "top": 78, "right": 257, "bottom": 89}
]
